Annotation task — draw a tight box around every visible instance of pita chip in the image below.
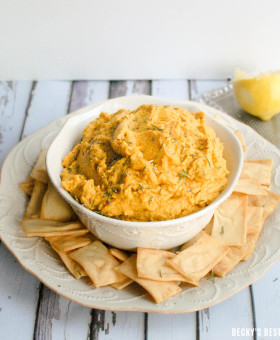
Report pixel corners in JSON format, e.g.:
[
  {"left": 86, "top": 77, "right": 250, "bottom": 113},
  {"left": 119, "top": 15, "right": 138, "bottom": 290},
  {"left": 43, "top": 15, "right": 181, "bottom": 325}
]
[
  {"left": 69, "top": 241, "right": 126, "bottom": 287},
  {"left": 240, "top": 159, "right": 273, "bottom": 186},
  {"left": 248, "top": 189, "right": 280, "bottom": 220},
  {"left": 24, "top": 181, "right": 47, "bottom": 219},
  {"left": 116, "top": 255, "right": 182, "bottom": 304},
  {"left": 137, "top": 248, "right": 199, "bottom": 285},
  {"left": 211, "top": 193, "right": 248, "bottom": 246},
  {"left": 40, "top": 182, "right": 76, "bottom": 222},
  {"left": 234, "top": 178, "right": 268, "bottom": 196},
  {"left": 214, "top": 206, "right": 264, "bottom": 276},
  {"left": 167, "top": 232, "right": 229, "bottom": 282}
]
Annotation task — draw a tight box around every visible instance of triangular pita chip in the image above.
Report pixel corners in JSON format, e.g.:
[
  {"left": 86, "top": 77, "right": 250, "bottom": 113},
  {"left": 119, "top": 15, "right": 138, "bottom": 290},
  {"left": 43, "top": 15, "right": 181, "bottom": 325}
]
[{"left": 40, "top": 182, "right": 76, "bottom": 222}]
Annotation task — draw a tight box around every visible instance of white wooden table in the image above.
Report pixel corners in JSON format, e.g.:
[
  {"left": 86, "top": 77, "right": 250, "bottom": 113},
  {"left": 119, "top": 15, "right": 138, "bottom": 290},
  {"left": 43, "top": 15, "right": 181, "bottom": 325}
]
[{"left": 0, "top": 79, "right": 279, "bottom": 340}]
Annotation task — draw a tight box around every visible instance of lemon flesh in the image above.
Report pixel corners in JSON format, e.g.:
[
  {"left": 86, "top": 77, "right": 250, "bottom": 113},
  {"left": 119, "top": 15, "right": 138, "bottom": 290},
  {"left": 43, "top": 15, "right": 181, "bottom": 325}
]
[{"left": 233, "top": 69, "right": 280, "bottom": 121}]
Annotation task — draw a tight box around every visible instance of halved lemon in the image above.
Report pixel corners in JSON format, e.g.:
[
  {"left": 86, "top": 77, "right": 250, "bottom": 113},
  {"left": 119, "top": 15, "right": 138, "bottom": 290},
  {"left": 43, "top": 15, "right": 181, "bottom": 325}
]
[{"left": 233, "top": 69, "right": 280, "bottom": 121}]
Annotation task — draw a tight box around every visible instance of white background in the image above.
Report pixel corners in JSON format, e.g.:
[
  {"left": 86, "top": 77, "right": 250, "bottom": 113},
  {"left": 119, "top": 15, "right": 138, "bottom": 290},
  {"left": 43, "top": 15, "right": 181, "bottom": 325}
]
[{"left": 0, "top": 0, "right": 279, "bottom": 80}]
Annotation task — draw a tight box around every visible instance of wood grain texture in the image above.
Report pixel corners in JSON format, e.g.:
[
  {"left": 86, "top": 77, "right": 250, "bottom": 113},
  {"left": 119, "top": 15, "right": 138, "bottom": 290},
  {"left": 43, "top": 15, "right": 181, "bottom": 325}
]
[
  {"left": 34, "top": 285, "right": 91, "bottom": 340},
  {"left": 2, "top": 79, "right": 278, "bottom": 340},
  {"left": 0, "top": 81, "right": 40, "bottom": 340},
  {"left": 22, "top": 81, "right": 72, "bottom": 138},
  {"left": 109, "top": 80, "right": 151, "bottom": 98},
  {"left": 70, "top": 81, "right": 109, "bottom": 112},
  {"left": 0, "top": 242, "right": 41, "bottom": 340},
  {"left": 147, "top": 313, "right": 196, "bottom": 340},
  {"left": 0, "top": 81, "right": 33, "bottom": 166},
  {"left": 198, "top": 291, "right": 254, "bottom": 340},
  {"left": 152, "top": 80, "right": 189, "bottom": 100},
  {"left": 251, "top": 261, "right": 280, "bottom": 332},
  {"left": 190, "top": 79, "right": 255, "bottom": 340},
  {"left": 94, "top": 311, "right": 145, "bottom": 340}
]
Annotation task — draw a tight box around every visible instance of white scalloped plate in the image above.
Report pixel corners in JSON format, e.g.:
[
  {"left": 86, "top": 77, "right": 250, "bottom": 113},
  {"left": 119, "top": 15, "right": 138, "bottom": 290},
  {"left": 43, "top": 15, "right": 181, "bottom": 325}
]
[{"left": 1, "top": 96, "right": 280, "bottom": 314}]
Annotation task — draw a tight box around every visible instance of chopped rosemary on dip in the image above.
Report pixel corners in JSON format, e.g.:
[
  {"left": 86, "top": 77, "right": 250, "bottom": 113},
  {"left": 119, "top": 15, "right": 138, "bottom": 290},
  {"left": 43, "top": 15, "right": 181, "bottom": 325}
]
[{"left": 61, "top": 105, "right": 228, "bottom": 221}]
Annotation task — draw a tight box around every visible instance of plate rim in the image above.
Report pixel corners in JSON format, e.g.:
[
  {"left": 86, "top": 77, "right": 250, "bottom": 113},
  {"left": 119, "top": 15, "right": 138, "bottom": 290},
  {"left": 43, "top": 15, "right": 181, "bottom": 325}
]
[{"left": 1, "top": 95, "right": 280, "bottom": 313}]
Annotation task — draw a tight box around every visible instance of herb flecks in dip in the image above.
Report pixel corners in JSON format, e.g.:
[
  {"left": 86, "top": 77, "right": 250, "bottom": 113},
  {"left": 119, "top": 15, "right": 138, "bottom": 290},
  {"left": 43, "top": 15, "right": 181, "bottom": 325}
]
[{"left": 61, "top": 105, "right": 228, "bottom": 221}]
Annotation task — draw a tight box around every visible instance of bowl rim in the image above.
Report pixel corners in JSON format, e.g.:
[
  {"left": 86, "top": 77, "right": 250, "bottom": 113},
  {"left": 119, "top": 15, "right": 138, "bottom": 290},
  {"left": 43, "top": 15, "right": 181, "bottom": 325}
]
[{"left": 46, "top": 95, "right": 244, "bottom": 227}]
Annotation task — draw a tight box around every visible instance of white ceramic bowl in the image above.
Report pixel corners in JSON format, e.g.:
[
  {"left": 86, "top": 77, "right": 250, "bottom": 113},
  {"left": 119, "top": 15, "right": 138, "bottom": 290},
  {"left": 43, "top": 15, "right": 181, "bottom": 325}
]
[{"left": 46, "top": 95, "right": 243, "bottom": 250}]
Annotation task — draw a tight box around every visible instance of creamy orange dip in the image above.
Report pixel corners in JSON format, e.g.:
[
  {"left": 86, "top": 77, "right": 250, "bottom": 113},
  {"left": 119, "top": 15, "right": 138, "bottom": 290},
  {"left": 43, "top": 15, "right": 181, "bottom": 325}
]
[{"left": 61, "top": 105, "right": 228, "bottom": 221}]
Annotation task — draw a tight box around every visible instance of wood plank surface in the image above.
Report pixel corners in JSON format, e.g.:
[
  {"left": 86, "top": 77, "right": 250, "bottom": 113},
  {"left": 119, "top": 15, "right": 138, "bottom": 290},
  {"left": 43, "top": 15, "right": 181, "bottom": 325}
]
[
  {"left": 1, "top": 80, "right": 74, "bottom": 340},
  {"left": 191, "top": 80, "right": 255, "bottom": 340},
  {"left": 147, "top": 313, "right": 196, "bottom": 340},
  {"left": 70, "top": 81, "right": 109, "bottom": 112},
  {"left": 0, "top": 237, "right": 41, "bottom": 340},
  {"left": 0, "top": 81, "right": 39, "bottom": 340},
  {"left": 152, "top": 80, "right": 189, "bottom": 100},
  {"left": 21, "top": 81, "right": 72, "bottom": 137},
  {"left": 109, "top": 80, "right": 151, "bottom": 98},
  {"left": 1, "top": 78, "right": 279, "bottom": 340},
  {"left": 251, "top": 257, "right": 280, "bottom": 334},
  {"left": 0, "top": 81, "right": 33, "bottom": 167},
  {"left": 198, "top": 291, "right": 254, "bottom": 340},
  {"left": 91, "top": 310, "right": 145, "bottom": 340}
]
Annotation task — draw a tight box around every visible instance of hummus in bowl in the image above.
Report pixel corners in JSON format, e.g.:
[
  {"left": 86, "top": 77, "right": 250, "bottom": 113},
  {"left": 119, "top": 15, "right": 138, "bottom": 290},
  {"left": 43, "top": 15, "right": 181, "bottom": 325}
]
[
  {"left": 46, "top": 96, "right": 243, "bottom": 250},
  {"left": 61, "top": 105, "right": 228, "bottom": 222}
]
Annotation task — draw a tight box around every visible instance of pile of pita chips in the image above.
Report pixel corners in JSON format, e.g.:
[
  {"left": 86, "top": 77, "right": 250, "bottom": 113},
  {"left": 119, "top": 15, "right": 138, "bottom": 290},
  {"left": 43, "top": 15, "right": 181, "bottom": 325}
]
[
  {"left": 204, "top": 158, "right": 280, "bottom": 278},
  {"left": 19, "top": 150, "right": 91, "bottom": 278},
  {"left": 18, "top": 145, "right": 280, "bottom": 304}
]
